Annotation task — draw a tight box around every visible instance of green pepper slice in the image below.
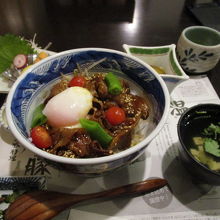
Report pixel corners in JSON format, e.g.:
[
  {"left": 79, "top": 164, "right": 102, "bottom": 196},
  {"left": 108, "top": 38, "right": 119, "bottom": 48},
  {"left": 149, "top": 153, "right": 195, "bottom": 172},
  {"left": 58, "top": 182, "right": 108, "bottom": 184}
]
[
  {"left": 31, "top": 104, "right": 47, "bottom": 128},
  {"left": 80, "top": 119, "right": 112, "bottom": 147},
  {"left": 105, "top": 72, "right": 122, "bottom": 95}
]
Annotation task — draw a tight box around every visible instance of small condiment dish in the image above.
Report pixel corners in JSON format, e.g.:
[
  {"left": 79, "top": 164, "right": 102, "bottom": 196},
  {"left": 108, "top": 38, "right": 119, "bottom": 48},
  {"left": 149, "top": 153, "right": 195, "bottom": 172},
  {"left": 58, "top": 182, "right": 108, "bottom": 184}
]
[{"left": 123, "top": 44, "right": 189, "bottom": 93}]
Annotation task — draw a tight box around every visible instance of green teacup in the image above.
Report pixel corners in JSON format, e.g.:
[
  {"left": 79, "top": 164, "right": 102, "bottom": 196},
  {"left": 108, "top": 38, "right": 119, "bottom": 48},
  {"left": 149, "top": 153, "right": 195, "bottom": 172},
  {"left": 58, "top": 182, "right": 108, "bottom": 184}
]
[{"left": 177, "top": 26, "right": 220, "bottom": 74}]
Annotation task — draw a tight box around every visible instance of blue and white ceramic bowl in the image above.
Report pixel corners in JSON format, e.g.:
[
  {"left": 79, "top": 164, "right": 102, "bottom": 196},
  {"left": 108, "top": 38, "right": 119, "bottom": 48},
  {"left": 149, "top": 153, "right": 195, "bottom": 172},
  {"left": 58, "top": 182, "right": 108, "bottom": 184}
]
[{"left": 6, "top": 48, "right": 170, "bottom": 176}]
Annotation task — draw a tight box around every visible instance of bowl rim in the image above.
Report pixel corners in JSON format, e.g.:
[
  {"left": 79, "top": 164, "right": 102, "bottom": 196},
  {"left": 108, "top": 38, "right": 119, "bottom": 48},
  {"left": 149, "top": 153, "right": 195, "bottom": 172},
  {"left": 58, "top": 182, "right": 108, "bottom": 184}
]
[
  {"left": 6, "top": 47, "right": 170, "bottom": 165},
  {"left": 177, "top": 103, "right": 220, "bottom": 177}
]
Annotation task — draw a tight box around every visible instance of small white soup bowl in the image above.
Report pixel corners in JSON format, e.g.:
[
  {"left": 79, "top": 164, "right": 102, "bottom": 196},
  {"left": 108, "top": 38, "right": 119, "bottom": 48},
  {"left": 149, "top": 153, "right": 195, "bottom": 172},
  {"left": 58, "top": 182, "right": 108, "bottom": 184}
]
[{"left": 6, "top": 48, "right": 170, "bottom": 176}]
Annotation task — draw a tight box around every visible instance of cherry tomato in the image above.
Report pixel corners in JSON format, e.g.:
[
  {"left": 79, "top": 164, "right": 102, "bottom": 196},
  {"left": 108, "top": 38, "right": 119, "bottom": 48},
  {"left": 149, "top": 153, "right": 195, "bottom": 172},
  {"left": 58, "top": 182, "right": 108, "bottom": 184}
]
[
  {"left": 30, "top": 126, "right": 52, "bottom": 149},
  {"left": 68, "top": 76, "right": 86, "bottom": 87},
  {"left": 105, "top": 106, "right": 126, "bottom": 126}
]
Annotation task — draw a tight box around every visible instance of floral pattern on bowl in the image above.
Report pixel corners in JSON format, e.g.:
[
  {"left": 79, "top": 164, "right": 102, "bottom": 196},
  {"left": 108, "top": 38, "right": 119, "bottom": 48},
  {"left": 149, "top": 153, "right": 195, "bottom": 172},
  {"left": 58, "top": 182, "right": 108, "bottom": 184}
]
[
  {"left": 123, "top": 44, "right": 189, "bottom": 93},
  {"left": 177, "top": 48, "right": 214, "bottom": 73}
]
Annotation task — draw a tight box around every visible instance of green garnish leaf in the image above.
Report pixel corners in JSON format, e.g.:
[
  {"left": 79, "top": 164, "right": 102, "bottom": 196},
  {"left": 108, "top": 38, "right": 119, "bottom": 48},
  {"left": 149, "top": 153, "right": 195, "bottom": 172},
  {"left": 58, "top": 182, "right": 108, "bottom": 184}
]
[
  {"left": 0, "top": 34, "right": 36, "bottom": 73},
  {"left": 204, "top": 138, "right": 220, "bottom": 157},
  {"left": 203, "top": 123, "right": 220, "bottom": 139},
  {"left": 2, "top": 191, "right": 20, "bottom": 203}
]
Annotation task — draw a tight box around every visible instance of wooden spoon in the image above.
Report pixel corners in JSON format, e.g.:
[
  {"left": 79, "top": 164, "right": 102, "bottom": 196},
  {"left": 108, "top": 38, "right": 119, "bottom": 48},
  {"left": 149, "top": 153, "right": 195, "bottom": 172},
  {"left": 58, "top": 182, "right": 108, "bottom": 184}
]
[{"left": 5, "top": 178, "right": 168, "bottom": 220}]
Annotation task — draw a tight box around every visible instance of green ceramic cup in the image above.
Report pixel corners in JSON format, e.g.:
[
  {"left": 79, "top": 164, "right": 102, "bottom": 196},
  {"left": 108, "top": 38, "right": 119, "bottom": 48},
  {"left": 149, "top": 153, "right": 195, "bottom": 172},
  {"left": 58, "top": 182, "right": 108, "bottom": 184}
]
[{"left": 177, "top": 26, "right": 220, "bottom": 74}]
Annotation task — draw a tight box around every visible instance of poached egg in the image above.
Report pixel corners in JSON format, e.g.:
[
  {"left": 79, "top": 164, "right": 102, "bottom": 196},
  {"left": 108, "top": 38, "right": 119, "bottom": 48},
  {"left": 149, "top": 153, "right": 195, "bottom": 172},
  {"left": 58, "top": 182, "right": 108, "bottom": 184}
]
[{"left": 43, "top": 87, "right": 93, "bottom": 127}]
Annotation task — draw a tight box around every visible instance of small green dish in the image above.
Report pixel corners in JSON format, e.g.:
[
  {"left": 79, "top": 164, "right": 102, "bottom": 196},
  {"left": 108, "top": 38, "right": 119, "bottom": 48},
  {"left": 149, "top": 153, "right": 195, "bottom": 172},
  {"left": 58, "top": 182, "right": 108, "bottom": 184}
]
[{"left": 123, "top": 44, "right": 189, "bottom": 93}]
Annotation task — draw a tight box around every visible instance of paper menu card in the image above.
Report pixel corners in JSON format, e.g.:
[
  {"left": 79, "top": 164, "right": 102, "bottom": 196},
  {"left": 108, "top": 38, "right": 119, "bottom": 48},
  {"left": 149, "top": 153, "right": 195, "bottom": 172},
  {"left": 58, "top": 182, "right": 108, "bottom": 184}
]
[
  {"left": 68, "top": 209, "right": 220, "bottom": 220},
  {"left": 0, "top": 76, "right": 220, "bottom": 220}
]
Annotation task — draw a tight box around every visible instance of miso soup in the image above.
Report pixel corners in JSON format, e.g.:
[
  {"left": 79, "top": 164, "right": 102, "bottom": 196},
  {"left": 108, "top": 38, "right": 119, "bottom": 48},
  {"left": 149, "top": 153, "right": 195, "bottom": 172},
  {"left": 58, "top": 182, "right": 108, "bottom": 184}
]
[{"left": 182, "top": 112, "right": 220, "bottom": 172}]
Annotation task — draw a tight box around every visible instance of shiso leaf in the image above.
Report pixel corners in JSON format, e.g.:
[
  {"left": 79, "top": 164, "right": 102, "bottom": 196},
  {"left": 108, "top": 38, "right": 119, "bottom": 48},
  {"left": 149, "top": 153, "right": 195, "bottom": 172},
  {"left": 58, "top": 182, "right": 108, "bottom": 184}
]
[
  {"left": 0, "top": 34, "right": 36, "bottom": 73},
  {"left": 204, "top": 138, "right": 220, "bottom": 157}
]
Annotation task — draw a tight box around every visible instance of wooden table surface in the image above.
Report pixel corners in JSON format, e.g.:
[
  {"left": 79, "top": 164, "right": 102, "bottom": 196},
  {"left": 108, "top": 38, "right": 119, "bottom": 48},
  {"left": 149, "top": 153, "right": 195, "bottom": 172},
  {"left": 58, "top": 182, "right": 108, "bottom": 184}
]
[{"left": 0, "top": 0, "right": 219, "bottom": 106}]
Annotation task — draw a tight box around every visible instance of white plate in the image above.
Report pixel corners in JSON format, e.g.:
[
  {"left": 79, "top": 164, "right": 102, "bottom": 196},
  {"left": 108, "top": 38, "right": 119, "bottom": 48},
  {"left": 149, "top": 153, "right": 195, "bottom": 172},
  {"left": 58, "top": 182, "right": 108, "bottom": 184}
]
[{"left": 0, "top": 49, "right": 56, "bottom": 94}]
